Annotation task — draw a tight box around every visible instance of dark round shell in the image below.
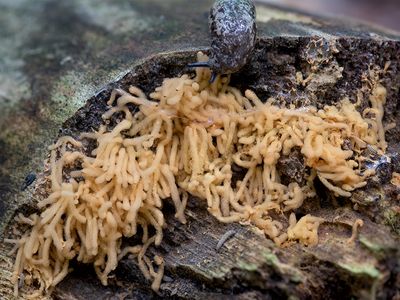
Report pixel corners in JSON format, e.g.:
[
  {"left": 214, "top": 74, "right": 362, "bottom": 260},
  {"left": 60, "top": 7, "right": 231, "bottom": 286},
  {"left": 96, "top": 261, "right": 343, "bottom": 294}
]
[{"left": 209, "top": 0, "right": 257, "bottom": 74}]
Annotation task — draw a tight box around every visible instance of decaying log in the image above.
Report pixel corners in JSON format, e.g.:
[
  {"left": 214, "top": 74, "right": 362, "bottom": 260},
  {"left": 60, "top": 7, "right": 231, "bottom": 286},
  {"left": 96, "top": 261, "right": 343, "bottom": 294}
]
[{"left": 0, "top": 1, "right": 399, "bottom": 299}]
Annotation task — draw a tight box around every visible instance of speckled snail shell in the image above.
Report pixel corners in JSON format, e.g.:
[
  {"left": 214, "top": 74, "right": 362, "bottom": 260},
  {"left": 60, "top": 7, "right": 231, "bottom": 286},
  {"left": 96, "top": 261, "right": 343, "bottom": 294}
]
[
  {"left": 189, "top": 0, "right": 257, "bottom": 78},
  {"left": 209, "top": 0, "right": 257, "bottom": 74}
]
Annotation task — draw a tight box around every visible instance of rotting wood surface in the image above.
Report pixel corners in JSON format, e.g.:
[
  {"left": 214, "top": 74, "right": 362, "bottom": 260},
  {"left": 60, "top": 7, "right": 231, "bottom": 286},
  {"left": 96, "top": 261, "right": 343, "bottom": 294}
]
[{"left": 0, "top": 1, "right": 399, "bottom": 299}]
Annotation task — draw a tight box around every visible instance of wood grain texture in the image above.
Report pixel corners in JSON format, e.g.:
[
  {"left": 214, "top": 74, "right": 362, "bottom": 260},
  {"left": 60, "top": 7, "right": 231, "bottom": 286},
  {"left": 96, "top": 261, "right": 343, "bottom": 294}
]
[{"left": 0, "top": 1, "right": 399, "bottom": 299}]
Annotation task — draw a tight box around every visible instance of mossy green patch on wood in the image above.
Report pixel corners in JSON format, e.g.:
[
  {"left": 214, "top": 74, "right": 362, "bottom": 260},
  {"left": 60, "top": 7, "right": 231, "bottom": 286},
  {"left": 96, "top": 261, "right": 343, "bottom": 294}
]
[{"left": 338, "top": 262, "right": 381, "bottom": 278}]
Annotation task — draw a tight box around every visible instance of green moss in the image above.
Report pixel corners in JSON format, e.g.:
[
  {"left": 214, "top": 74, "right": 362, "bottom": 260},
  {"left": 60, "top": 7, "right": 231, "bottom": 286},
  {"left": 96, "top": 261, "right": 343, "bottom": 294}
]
[
  {"left": 237, "top": 261, "right": 259, "bottom": 272},
  {"left": 262, "top": 250, "right": 303, "bottom": 283},
  {"left": 383, "top": 209, "right": 400, "bottom": 234},
  {"left": 338, "top": 262, "right": 381, "bottom": 278},
  {"left": 262, "top": 250, "right": 280, "bottom": 265},
  {"left": 359, "top": 236, "right": 385, "bottom": 254}
]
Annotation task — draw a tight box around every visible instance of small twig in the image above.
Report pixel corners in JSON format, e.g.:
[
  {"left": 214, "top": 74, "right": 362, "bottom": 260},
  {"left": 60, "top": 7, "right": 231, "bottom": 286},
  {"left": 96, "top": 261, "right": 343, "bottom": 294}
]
[{"left": 216, "top": 230, "right": 236, "bottom": 251}]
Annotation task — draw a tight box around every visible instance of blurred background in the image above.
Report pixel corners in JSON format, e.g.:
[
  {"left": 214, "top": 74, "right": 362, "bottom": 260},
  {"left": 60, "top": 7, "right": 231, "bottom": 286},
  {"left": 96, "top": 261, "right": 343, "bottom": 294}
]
[{"left": 260, "top": 0, "right": 400, "bottom": 31}]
